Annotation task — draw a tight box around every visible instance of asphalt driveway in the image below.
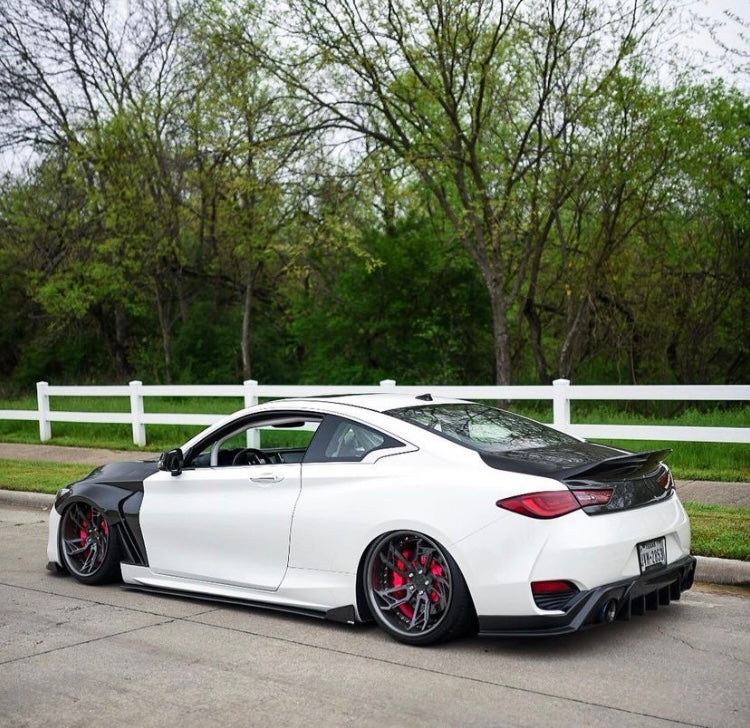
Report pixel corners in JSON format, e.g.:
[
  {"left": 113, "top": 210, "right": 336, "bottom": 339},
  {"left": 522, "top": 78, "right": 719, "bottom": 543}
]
[{"left": 1, "top": 503, "right": 749, "bottom": 728}]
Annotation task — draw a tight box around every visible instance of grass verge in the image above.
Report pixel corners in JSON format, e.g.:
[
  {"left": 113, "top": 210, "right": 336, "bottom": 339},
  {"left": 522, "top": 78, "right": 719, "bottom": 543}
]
[
  {"left": 1, "top": 458, "right": 747, "bottom": 560},
  {"left": 684, "top": 503, "right": 750, "bottom": 561},
  {"left": 0, "top": 459, "right": 93, "bottom": 494}
]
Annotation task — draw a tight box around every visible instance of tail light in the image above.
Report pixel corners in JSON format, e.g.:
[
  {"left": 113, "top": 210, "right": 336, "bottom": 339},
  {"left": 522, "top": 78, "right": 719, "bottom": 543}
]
[
  {"left": 497, "top": 491, "right": 580, "bottom": 518},
  {"left": 657, "top": 466, "right": 674, "bottom": 491},
  {"left": 497, "top": 488, "right": 612, "bottom": 518},
  {"left": 571, "top": 489, "right": 613, "bottom": 506}
]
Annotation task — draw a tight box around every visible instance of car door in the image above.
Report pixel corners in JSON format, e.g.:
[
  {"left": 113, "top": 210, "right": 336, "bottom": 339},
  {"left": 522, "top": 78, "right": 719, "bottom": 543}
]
[
  {"left": 139, "top": 415, "right": 317, "bottom": 591},
  {"left": 288, "top": 415, "right": 417, "bottom": 572}
]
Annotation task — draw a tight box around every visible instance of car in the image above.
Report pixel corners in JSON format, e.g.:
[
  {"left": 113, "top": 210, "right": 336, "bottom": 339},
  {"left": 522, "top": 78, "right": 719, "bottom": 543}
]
[{"left": 47, "top": 393, "right": 696, "bottom": 645}]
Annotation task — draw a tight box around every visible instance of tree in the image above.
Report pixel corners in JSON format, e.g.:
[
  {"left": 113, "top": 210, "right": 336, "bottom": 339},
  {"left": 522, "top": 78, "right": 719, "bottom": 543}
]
[
  {"left": 522, "top": 73, "right": 692, "bottom": 381},
  {"left": 251, "top": 0, "right": 675, "bottom": 384},
  {"left": 656, "top": 82, "right": 750, "bottom": 384},
  {"left": 180, "top": 1, "right": 317, "bottom": 379},
  {"left": 0, "top": 0, "right": 196, "bottom": 380},
  {"left": 522, "top": 79, "right": 750, "bottom": 385},
  {"left": 0, "top": 0, "right": 746, "bottom": 388},
  {"left": 290, "top": 213, "right": 493, "bottom": 384}
]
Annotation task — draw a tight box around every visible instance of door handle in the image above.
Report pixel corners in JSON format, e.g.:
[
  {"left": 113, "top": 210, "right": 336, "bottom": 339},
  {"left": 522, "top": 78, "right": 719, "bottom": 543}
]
[{"left": 250, "top": 473, "right": 284, "bottom": 484}]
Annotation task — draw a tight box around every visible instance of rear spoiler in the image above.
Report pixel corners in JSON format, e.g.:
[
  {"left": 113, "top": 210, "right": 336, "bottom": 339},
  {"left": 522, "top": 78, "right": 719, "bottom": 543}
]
[{"left": 557, "top": 449, "right": 671, "bottom": 482}]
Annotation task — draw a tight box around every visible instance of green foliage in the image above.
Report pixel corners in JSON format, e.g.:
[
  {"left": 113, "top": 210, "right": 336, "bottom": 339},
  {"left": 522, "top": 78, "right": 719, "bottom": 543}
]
[
  {"left": 290, "top": 216, "right": 494, "bottom": 384},
  {"left": 0, "top": 1, "right": 748, "bottom": 389}
]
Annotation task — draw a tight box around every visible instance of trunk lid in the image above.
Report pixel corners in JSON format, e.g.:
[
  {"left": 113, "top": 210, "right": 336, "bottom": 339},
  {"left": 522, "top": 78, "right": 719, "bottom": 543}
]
[{"left": 481, "top": 446, "right": 675, "bottom": 513}]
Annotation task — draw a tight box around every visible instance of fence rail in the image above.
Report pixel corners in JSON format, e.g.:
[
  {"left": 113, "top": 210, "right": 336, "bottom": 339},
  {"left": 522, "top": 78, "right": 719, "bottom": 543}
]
[{"left": 0, "top": 379, "right": 747, "bottom": 447}]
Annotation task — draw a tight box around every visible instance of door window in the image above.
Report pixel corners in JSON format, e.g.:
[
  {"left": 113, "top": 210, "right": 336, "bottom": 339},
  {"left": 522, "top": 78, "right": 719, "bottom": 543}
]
[{"left": 188, "top": 414, "right": 321, "bottom": 467}]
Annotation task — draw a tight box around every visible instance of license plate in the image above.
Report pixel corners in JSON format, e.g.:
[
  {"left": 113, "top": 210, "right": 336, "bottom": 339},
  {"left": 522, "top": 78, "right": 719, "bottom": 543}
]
[{"left": 638, "top": 537, "right": 667, "bottom": 574}]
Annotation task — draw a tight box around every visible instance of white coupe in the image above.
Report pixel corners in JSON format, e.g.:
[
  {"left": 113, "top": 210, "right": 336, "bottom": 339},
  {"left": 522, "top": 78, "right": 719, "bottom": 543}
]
[{"left": 47, "top": 393, "right": 696, "bottom": 645}]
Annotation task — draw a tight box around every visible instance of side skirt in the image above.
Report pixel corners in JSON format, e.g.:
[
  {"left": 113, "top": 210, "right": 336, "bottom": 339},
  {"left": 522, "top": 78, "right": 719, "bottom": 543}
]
[
  {"left": 121, "top": 583, "right": 327, "bottom": 621},
  {"left": 119, "top": 564, "right": 359, "bottom": 624}
]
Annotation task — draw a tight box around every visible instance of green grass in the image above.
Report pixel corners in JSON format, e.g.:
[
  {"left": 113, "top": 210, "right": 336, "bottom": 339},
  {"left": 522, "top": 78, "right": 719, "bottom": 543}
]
[
  {"left": 0, "top": 396, "right": 748, "bottom": 479},
  {"left": 684, "top": 503, "right": 750, "bottom": 561},
  {"left": 0, "top": 459, "right": 93, "bottom": 494}
]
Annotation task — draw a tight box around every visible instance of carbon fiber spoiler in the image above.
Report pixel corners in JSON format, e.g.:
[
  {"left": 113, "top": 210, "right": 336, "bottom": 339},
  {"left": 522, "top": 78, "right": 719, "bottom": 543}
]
[
  {"left": 480, "top": 445, "right": 671, "bottom": 480},
  {"left": 557, "top": 448, "right": 672, "bottom": 481}
]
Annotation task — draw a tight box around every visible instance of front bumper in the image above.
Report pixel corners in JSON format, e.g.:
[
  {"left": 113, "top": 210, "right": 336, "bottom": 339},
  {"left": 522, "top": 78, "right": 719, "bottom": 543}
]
[
  {"left": 47, "top": 503, "right": 62, "bottom": 566},
  {"left": 477, "top": 554, "right": 696, "bottom": 637}
]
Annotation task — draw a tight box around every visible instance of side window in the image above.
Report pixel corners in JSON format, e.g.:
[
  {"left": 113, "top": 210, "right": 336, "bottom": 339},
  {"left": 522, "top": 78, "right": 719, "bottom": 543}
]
[
  {"left": 305, "top": 416, "right": 403, "bottom": 463},
  {"left": 188, "top": 415, "right": 321, "bottom": 467}
]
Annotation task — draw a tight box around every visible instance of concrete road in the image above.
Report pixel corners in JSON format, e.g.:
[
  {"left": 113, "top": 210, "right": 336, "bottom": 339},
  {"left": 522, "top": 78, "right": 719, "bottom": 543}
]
[{"left": 1, "top": 505, "right": 748, "bottom": 728}]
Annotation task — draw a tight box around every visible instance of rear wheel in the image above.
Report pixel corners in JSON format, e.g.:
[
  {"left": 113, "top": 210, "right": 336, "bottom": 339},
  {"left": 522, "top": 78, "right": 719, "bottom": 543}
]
[
  {"left": 59, "top": 502, "right": 121, "bottom": 584},
  {"left": 363, "top": 531, "right": 474, "bottom": 645}
]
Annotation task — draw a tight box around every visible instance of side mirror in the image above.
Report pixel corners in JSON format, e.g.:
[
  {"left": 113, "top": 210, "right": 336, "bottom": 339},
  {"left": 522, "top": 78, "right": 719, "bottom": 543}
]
[{"left": 161, "top": 448, "right": 184, "bottom": 476}]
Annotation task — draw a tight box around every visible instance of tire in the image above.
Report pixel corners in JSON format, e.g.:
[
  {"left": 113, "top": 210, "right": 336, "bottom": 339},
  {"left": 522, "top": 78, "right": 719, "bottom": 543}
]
[
  {"left": 59, "top": 501, "right": 122, "bottom": 585},
  {"left": 362, "top": 531, "right": 475, "bottom": 646}
]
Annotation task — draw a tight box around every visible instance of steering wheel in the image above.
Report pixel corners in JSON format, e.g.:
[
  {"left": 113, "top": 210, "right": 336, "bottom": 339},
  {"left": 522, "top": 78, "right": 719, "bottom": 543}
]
[{"left": 232, "top": 448, "right": 271, "bottom": 466}]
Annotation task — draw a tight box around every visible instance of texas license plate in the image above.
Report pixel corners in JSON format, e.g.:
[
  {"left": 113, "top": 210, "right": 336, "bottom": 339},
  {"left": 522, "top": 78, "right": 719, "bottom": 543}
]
[{"left": 638, "top": 537, "right": 667, "bottom": 574}]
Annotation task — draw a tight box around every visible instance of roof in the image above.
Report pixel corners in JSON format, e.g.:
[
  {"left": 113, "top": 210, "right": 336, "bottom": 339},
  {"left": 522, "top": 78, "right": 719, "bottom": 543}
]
[{"left": 290, "top": 392, "right": 468, "bottom": 413}]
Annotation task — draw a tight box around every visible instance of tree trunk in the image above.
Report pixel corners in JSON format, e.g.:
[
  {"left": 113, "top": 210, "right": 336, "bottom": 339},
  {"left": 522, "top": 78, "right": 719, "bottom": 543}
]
[
  {"left": 241, "top": 271, "right": 252, "bottom": 380},
  {"left": 558, "top": 296, "right": 590, "bottom": 379},
  {"left": 523, "top": 298, "right": 551, "bottom": 383},
  {"left": 488, "top": 283, "right": 512, "bottom": 386},
  {"left": 153, "top": 282, "right": 173, "bottom": 384}
]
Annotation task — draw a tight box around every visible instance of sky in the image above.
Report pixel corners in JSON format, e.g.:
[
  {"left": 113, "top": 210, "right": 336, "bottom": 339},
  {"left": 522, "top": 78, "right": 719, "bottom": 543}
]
[
  {"left": 1, "top": 0, "right": 748, "bottom": 177},
  {"left": 677, "top": 0, "right": 749, "bottom": 88}
]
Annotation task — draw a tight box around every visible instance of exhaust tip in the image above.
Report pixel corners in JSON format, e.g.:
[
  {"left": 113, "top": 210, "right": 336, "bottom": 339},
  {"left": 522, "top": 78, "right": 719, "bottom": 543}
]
[{"left": 599, "top": 598, "right": 619, "bottom": 623}]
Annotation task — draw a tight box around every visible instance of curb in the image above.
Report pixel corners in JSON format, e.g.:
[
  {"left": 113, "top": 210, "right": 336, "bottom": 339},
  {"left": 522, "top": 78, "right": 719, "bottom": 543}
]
[
  {"left": 694, "top": 556, "right": 750, "bottom": 588},
  {"left": 0, "top": 489, "right": 54, "bottom": 510},
  {"left": 1, "top": 488, "right": 748, "bottom": 589}
]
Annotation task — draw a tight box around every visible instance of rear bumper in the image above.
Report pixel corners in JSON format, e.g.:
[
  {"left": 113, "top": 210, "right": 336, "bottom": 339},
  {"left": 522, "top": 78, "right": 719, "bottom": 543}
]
[{"left": 477, "top": 554, "right": 696, "bottom": 637}]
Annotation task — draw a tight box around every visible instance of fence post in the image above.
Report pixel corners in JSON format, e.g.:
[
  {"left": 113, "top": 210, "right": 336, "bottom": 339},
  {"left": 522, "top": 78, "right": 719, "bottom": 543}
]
[
  {"left": 379, "top": 379, "right": 397, "bottom": 390},
  {"left": 243, "top": 380, "right": 260, "bottom": 447},
  {"left": 552, "top": 379, "right": 571, "bottom": 432},
  {"left": 36, "top": 381, "right": 52, "bottom": 441},
  {"left": 129, "top": 380, "right": 146, "bottom": 447}
]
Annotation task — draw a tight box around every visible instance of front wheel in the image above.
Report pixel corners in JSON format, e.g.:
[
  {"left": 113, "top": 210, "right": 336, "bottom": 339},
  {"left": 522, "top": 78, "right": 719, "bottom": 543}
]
[
  {"left": 363, "top": 531, "right": 475, "bottom": 645},
  {"left": 59, "top": 502, "right": 121, "bottom": 584}
]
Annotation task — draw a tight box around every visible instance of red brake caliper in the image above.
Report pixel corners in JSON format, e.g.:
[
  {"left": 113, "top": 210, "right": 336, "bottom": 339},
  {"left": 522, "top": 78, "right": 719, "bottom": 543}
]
[
  {"left": 428, "top": 558, "right": 444, "bottom": 603},
  {"left": 389, "top": 550, "right": 444, "bottom": 619},
  {"left": 390, "top": 549, "right": 412, "bottom": 618},
  {"left": 79, "top": 510, "right": 91, "bottom": 559},
  {"left": 79, "top": 509, "right": 107, "bottom": 562}
]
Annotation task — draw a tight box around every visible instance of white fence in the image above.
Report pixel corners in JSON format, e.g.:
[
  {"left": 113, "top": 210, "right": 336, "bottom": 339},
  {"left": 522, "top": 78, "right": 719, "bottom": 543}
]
[{"left": 0, "top": 379, "right": 747, "bottom": 447}]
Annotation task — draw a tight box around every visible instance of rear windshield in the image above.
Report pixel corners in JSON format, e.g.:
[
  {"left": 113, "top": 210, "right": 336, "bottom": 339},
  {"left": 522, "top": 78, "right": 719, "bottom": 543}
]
[{"left": 386, "top": 403, "right": 578, "bottom": 453}]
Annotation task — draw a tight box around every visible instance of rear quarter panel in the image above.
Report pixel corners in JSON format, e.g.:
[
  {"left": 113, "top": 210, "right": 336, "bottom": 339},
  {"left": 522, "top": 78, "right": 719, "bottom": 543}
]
[{"left": 288, "top": 446, "right": 563, "bottom": 577}]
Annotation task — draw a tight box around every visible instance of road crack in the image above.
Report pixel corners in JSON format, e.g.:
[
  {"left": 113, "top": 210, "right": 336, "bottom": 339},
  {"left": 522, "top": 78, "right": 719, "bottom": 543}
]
[
  {"left": 0, "top": 618, "right": 176, "bottom": 666},
  {"left": 656, "top": 624, "right": 750, "bottom": 667}
]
